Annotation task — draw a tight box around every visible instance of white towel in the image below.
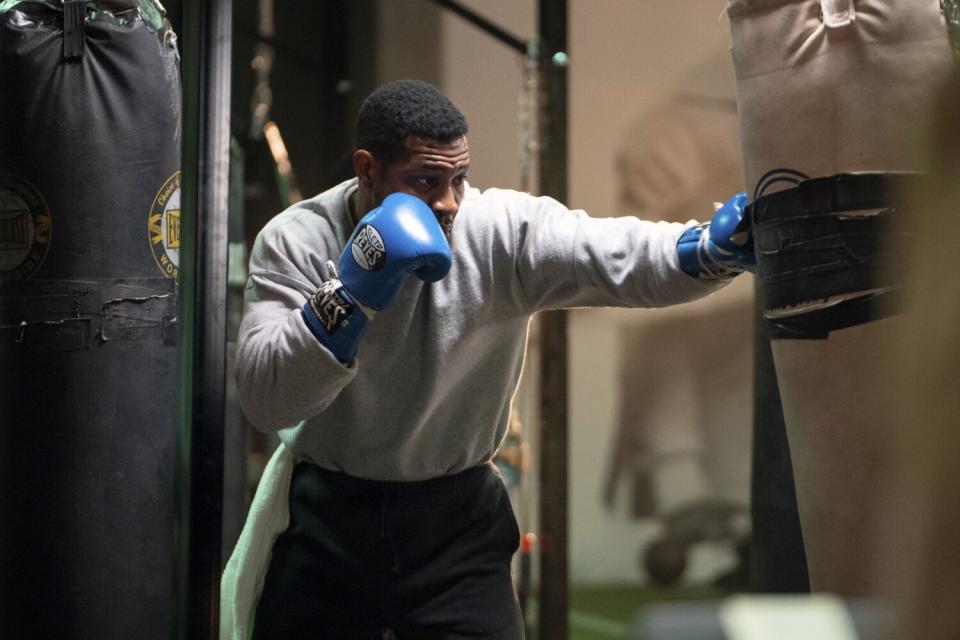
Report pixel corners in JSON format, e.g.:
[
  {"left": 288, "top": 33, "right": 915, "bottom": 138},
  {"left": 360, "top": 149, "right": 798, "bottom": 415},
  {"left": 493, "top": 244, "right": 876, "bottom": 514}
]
[{"left": 220, "top": 443, "right": 295, "bottom": 640}]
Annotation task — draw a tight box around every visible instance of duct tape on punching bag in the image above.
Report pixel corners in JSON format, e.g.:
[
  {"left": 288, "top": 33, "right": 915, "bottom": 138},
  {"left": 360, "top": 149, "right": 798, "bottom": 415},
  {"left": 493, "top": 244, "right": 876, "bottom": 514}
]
[
  {"left": 0, "top": 1, "right": 180, "bottom": 636},
  {"left": 728, "top": 0, "right": 954, "bottom": 336}
]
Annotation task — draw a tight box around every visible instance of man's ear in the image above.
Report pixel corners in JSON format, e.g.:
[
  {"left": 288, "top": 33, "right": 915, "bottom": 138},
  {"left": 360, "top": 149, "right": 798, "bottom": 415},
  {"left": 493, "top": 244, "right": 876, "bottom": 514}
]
[{"left": 353, "top": 149, "right": 378, "bottom": 188}]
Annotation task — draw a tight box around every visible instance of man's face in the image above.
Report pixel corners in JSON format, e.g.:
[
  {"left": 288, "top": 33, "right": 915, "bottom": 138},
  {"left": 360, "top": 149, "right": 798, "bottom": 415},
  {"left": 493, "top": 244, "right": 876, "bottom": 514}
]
[{"left": 371, "top": 135, "right": 470, "bottom": 239}]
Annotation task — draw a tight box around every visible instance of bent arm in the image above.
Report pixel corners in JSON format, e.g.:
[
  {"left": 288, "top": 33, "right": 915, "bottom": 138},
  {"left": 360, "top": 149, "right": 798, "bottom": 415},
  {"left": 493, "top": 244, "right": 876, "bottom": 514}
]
[
  {"left": 235, "top": 220, "right": 357, "bottom": 432},
  {"left": 236, "top": 277, "right": 356, "bottom": 431}
]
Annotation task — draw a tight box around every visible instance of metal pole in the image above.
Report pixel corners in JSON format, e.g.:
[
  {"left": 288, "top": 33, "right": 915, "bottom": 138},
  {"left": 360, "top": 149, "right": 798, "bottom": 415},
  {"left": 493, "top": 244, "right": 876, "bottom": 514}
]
[
  {"left": 427, "top": 0, "right": 528, "bottom": 54},
  {"left": 177, "top": 0, "right": 232, "bottom": 637},
  {"left": 537, "top": 1, "right": 569, "bottom": 638}
]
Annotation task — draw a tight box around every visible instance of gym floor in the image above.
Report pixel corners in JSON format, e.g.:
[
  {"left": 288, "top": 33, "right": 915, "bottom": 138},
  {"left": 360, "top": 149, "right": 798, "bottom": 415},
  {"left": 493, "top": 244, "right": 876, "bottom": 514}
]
[{"left": 526, "top": 584, "right": 732, "bottom": 640}]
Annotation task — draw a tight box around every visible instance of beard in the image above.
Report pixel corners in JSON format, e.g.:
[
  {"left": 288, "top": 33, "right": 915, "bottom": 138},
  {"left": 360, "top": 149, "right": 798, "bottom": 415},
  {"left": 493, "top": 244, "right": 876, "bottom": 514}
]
[{"left": 437, "top": 214, "right": 455, "bottom": 240}]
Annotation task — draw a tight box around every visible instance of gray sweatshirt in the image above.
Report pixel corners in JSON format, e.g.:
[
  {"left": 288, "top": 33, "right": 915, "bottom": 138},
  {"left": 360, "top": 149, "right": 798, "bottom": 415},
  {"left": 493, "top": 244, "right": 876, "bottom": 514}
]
[{"left": 236, "top": 178, "right": 724, "bottom": 481}]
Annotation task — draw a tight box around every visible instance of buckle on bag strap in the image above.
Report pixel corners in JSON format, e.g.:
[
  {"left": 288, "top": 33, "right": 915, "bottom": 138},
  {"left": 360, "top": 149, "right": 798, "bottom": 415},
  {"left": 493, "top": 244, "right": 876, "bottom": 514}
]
[{"left": 820, "top": 0, "right": 856, "bottom": 29}]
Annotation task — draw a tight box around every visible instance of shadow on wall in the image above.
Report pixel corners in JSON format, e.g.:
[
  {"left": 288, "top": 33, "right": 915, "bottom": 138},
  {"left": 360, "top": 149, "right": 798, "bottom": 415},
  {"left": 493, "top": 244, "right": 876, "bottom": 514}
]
[{"left": 604, "top": 93, "right": 753, "bottom": 589}]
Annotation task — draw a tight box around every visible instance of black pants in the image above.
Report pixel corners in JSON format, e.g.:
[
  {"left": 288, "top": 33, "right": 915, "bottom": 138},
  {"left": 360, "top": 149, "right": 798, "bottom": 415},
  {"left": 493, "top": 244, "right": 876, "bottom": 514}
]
[{"left": 253, "top": 461, "right": 524, "bottom": 639}]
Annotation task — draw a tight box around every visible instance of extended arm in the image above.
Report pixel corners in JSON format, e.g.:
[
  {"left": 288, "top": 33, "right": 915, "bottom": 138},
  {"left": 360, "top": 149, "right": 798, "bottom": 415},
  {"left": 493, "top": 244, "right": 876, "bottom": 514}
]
[{"left": 505, "top": 191, "right": 740, "bottom": 312}]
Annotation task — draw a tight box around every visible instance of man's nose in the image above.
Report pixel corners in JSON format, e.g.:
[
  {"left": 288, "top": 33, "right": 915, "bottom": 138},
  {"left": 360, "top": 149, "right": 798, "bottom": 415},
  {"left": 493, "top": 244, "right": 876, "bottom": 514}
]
[{"left": 432, "top": 185, "right": 459, "bottom": 217}]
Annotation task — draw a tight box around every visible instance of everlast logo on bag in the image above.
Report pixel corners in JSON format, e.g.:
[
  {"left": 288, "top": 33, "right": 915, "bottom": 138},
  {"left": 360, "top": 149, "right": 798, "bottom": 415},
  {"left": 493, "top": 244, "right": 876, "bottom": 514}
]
[
  {"left": 148, "top": 171, "right": 182, "bottom": 280},
  {"left": 351, "top": 224, "right": 386, "bottom": 271},
  {"left": 0, "top": 174, "right": 52, "bottom": 280}
]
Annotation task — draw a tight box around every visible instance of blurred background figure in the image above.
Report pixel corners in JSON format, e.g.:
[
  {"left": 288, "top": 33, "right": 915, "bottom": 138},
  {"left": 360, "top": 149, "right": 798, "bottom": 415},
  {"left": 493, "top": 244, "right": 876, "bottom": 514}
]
[{"left": 605, "top": 93, "right": 754, "bottom": 590}]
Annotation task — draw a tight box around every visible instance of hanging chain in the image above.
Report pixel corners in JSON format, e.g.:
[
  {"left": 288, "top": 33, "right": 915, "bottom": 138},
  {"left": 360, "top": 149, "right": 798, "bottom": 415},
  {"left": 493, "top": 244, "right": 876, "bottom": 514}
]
[
  {"left": 518, "top": 37, "right": 541, "bottom": 194},
  {"left": 942, "top": 0, "right": 960, "bottom": 62}
]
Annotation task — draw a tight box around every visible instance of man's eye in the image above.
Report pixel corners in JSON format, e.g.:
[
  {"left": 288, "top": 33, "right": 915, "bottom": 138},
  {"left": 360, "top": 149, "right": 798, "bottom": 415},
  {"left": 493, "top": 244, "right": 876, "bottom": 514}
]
[
  {"left": 412, "top": 177, "right": 437, "bottom": 188},
  {"left": 453, "top": 175, "right": 467, "bottom": 187}
]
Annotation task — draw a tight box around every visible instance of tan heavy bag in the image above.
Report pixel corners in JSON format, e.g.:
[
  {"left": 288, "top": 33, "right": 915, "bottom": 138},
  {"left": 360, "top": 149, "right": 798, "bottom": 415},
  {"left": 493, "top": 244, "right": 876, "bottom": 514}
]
[{"left": 727, "top": 0, "right": 953, "bottom": 594}]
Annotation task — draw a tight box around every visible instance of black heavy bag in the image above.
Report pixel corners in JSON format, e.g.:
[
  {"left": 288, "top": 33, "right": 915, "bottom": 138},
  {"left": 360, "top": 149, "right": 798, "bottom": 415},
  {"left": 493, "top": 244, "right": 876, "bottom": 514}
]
[{"left": 0, "top": 2, "right": 180, "bottom": 636}]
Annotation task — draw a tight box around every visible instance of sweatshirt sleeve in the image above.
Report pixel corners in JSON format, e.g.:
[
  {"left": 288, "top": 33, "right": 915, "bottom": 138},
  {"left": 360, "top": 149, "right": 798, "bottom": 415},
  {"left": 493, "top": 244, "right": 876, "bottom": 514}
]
[
  {"left": 509, "top": 193, "right": 728, "bottom": 312},
  {"left": 235, "top": 214, "right": 357, "bottom": 432}
]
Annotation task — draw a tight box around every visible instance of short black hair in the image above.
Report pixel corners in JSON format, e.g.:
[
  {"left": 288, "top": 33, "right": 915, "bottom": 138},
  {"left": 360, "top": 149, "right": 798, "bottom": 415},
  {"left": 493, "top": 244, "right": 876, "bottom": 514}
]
[{"left": 356, "top": 79, "right": 468, "bottom": 167}]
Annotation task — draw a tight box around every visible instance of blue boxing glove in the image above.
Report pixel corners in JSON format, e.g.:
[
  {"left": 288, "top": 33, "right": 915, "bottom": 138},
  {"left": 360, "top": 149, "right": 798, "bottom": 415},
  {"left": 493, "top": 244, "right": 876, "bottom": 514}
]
[
  {"left": 301, "top": 193, "right": 452, "bottom": 363},
  {"left": 676, "top": 192, "right": 754, "bottom": 279}
]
